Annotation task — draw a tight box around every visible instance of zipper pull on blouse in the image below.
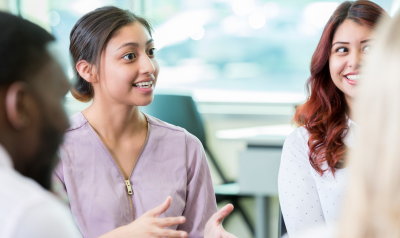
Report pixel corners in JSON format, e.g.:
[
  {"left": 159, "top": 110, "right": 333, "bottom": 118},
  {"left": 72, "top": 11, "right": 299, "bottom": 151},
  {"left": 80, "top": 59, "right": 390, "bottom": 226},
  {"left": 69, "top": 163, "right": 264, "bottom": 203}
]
[{"left": 125, "top": 180, "right": 133, "bottom": 195}]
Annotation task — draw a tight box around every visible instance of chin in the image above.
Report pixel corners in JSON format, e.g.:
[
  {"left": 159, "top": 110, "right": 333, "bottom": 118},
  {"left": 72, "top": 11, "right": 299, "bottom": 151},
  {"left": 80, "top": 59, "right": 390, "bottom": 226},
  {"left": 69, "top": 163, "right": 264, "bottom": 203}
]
[
  {"left": 140, "top": 100, "right": 153, "bottom": 107},
  {"left": 132, "top": 97, "right": 154, "bottom": 107},
  {"left": 346, "top": 85, "right": 357, "bottom": 95},
  {"left": 343, "top": 89, "right": 356, "bottom": 99}
]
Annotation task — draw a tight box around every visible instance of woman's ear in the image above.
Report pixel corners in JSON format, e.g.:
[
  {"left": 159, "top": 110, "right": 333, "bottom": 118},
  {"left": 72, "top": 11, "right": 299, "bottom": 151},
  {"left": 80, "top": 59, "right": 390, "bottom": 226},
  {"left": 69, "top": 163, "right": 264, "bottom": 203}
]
[
  {"left": 76, "top": 60, "right": 98, "bottom": 83},
  {"left": 5, "top": 82, "right": 32, "bottom": 130}
]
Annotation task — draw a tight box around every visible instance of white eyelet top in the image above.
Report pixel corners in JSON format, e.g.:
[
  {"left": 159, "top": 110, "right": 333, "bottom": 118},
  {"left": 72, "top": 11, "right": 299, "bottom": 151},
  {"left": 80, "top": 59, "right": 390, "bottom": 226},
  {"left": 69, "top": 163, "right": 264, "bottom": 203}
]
[{"left": 278, "top": 118, "right": 358, "bottom": 238}]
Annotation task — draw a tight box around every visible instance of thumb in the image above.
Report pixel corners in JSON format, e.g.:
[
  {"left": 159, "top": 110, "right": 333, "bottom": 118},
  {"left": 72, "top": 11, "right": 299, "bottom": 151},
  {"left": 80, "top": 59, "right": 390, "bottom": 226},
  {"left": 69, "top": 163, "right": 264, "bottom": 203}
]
[
  {"left": 212, "top": 204, "right": 234, "bottom": 225},
  {"left": 146, "top": 196, "right": 171, "bottom": 217}
]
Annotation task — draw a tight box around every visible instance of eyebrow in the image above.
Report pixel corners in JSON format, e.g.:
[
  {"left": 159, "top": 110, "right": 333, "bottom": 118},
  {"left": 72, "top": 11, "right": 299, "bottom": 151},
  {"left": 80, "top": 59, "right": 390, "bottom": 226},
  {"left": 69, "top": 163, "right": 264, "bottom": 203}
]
[
  {"left": 117, "top": 39, "right": 154, "bottom": 50},
  {"left": 332, "top": 39, "right": 372, "bottom": 47},
  {"left": 361, "top": 39, "right": 372, "bottom": 44}
]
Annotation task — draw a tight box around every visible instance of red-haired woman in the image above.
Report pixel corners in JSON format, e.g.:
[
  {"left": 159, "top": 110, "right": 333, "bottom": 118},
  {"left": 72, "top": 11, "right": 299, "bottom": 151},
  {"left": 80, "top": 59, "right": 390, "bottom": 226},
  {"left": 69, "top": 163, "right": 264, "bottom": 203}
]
[{"left": 278, "top": 1, "right": 388, "bottom": 237}]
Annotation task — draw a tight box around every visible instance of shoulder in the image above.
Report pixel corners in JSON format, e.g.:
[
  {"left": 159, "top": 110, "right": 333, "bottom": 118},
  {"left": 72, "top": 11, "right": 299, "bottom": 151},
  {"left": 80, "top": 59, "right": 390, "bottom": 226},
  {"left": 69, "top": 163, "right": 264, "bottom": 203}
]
[
  {"left": 280, "top": 126, "right": 310, "bottom": 165},
  {"left": 0, "top": 168, "right": 48, "bottom": 204},
  {"left": 0, "top": 169, "right": 78, "bottom": 237},
  {"left": 14, "top": 198, "right": 81, "bottom": 238},
  {"left": 144, "top": 113, "right": 185, "bottom": 133},
  {"left": 284, "top": 126, "right": 309, "bottom": 146},
  {"left": 65, "top": 112, "right": 88, "bottom": 132},
  {"left": 144, "top": 113, "right": 203, "bottom": 148},
  {"left": 282, "top": 126, "right": 310, "bottom": 155}
]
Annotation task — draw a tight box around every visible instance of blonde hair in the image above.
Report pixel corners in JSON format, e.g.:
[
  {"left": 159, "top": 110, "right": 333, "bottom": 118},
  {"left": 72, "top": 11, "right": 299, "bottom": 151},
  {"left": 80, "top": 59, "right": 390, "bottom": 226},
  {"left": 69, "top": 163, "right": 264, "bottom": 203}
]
[{"left": 338, "top": 12, "right": 400, "bottom": 238}]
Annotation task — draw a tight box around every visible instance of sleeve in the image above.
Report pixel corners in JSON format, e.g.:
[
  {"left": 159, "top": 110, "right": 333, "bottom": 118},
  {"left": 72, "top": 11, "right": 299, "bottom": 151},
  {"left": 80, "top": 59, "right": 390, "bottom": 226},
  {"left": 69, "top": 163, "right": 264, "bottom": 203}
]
[
  {"left": 278, "top": 128, "right": 326, "bottom": 238},
  {"left": 52, "top": 153, "right": 70, "bottom": 205},
  {"left": 177, "top": 131, "right": 218, "bottom": 237},
  {"left": 54, "top": 151, "right": 65, "bottom": 183},
  {"left": 14, "top": 200, "right": 82, "bottom": 238}
]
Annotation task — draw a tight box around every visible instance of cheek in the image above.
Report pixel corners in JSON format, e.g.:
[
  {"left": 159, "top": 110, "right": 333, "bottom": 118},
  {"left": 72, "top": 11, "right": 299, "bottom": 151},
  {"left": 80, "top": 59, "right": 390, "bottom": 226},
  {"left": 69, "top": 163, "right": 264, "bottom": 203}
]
[
  {"left": 153, "top": 59, "right": 160, "bottom": 79},
  {"left": 24, "top": 106, "right": 42, "bottom": 155},
  {"left": 41, "top": 100, "right": 69, "bottom": 137},
  {"left": 329, "top": 56, "right": 346, "bottom": 85},
  {"left": 104, "top": 64, "right": 137, "bottom": 95}
]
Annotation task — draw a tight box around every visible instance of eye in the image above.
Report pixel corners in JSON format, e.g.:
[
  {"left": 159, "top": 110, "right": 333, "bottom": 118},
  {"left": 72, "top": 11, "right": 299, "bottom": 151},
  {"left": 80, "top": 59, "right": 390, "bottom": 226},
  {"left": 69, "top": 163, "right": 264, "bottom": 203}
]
[
  {"left": 123, "top": 53, "right": 136, "bottom": 60},
  {"left": 148, "top": 48, "right": 157, "bottom": 56},
  {"left": 336, "top": 47, "right": 348, "bottom": 53},
  {"left": 363, "top": 45, "right": 370, "bottom": 52}
]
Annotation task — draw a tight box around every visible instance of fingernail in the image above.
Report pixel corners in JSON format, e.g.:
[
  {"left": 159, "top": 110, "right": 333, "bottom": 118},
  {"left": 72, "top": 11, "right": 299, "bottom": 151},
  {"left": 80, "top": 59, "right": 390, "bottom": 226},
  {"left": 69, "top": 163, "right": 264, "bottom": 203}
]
[
  {"left": 181, "top": 232, "right": 186, "bottom": 238},
  {"left": 180, "top": 217, "right": 185, "bottom": 223}
]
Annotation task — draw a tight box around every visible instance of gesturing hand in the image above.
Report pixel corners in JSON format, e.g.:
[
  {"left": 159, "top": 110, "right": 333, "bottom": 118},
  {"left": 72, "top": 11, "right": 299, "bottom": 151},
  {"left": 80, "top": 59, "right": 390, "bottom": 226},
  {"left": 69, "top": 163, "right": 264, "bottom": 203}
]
[
  {"left": 204, "top": 204, "right": 237, "bottom": 238},
  {"left": 100, "top": 196, "right": 188, "bottom": 238}
]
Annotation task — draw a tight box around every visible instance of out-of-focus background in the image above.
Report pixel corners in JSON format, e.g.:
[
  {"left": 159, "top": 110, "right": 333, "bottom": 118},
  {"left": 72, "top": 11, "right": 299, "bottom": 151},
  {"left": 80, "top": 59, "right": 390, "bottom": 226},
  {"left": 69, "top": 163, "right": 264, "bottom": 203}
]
[{"left": 1, "top": 0, "right": 398, "bottom": 237}]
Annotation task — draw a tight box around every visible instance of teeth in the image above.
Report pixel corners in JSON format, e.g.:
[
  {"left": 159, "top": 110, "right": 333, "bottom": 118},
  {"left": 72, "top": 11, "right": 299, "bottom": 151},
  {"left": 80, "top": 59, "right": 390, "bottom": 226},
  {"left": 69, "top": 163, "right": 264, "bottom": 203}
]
[
  {"left": 134, "top": 80, "right": 154, "bottom": 88},
  {"left": 346, "top": 74, "right": 360, "bottom": 81}
]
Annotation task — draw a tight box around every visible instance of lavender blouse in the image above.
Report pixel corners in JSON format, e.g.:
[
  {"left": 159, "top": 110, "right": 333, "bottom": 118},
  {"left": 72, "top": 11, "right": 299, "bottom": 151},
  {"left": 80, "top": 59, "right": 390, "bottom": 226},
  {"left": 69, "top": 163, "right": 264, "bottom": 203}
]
[{"left": 54, "top": 112, "right": 217, "bottom": 238}]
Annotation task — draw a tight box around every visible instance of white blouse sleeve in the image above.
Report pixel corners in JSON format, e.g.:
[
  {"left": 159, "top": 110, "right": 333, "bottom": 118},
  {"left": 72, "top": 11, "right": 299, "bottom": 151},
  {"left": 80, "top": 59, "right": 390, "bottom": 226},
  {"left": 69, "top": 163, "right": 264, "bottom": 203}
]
[{"left": 278, "top": 127, "right": 326, "bottom": 238}]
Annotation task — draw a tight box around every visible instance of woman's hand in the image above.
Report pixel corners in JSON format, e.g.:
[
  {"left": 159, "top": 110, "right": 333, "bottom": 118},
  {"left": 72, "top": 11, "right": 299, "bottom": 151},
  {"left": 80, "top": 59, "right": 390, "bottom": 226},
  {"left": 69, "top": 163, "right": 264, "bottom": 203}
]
[
  {"left": 204, "top": 204, "right": 237, "bottom": 238},
  {"left": 99, "top": 197, "right": 187, "bottom": 238}
]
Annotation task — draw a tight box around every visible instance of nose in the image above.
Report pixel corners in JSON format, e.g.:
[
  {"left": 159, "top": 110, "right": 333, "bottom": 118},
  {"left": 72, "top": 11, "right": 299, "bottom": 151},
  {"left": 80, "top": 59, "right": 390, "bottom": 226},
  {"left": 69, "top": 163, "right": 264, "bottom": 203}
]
[
  {"left": 138, "top": 55, "right": 155, "bottom": 75},
  {"left": 348, "top": 50, "right": 362, "bottom": 70}
]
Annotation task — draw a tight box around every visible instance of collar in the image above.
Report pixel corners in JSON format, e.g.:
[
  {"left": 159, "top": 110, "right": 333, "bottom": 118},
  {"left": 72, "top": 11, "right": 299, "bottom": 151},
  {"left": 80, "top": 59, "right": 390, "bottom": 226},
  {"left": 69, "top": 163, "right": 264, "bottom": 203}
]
[
  {"left": 347, "top": 116, "right": 358, "bottom": 128},
  {"left": 0, "top": 144, "right": 13, "bottom": 169}
]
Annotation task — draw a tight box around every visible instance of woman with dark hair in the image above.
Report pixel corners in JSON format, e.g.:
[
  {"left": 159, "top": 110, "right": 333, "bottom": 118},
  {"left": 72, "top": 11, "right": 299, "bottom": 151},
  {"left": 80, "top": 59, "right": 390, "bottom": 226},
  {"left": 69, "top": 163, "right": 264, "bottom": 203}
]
[
  {"left": 54, "top": 6, "right": 235, "bottom": 238},
  {"left": 278, "top": 1, "right": 389, "bottom": 237}
]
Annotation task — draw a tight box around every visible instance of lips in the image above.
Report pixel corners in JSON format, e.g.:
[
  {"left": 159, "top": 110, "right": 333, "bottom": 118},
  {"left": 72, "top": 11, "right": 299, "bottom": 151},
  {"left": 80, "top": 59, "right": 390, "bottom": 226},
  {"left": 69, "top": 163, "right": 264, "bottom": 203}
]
[
  {"left": 343, "top": 72, "right": 360, "bottom": 85},
  {"left": 344, "top": 75, "right": 358, "bottom": 86}
]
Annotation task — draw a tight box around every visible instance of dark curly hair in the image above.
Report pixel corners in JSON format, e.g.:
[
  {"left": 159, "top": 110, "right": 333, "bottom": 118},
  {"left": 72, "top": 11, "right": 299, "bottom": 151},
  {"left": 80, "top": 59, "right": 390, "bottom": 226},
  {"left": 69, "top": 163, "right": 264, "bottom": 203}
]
[{"left": 294, "top": 0, "right": 388, "bottom": 175}]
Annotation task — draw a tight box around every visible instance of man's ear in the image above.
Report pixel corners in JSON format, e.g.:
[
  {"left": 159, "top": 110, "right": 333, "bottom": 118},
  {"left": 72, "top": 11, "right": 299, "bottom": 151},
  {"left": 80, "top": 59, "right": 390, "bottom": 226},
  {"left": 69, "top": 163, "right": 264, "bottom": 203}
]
[
  {"left": 5, "top": 82, "right": 31, "bottom": 130},
  {"left": 76, "top": 60, "right": 98, "bottom": 83}
]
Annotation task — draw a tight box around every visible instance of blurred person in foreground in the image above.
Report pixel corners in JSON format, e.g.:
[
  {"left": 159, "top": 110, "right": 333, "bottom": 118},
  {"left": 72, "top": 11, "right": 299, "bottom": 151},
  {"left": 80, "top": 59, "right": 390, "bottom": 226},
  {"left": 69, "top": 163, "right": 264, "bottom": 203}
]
[
  {"left": 294, "top": 9, "right": 400, "bottom": 238},
  {"left": 0, "top": 11, "right": 234, "bottom": 238}
]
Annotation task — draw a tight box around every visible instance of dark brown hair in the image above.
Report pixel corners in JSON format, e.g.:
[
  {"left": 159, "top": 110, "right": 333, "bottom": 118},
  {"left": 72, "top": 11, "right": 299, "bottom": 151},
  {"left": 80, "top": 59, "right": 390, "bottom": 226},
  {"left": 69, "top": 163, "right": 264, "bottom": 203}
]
[
  {"left": 294, "top": 0, "right": 388, "bottom": 176},
  {"left": 0, "top": 12, "right": 54, "bottom": 86},
  {"left": 70, "top": 6, "right": 153, "bottom": 102}
]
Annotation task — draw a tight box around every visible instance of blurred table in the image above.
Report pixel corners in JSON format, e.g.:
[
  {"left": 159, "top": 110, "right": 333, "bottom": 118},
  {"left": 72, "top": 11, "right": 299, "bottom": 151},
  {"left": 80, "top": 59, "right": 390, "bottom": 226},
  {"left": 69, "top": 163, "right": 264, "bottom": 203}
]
[
  {"left": 215, "top": 124, "right": 295, "bottom": 238},
  {"left": 215, "top": 124, "right": 295, "bottom": 146}
]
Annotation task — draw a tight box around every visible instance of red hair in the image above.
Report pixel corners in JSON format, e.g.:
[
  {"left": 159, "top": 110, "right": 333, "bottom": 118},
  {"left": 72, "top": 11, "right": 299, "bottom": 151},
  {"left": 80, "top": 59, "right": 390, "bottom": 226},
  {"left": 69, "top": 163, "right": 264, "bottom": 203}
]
[{"left": 294, "top": 0, "right": 388, "bottom": 176}]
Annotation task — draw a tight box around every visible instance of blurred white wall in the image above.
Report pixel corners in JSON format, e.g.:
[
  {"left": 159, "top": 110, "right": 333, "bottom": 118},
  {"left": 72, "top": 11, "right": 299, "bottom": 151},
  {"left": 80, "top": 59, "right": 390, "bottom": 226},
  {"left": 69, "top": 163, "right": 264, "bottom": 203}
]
[{"left": 0, "top": 0, "right": 8, "bottom": 11}]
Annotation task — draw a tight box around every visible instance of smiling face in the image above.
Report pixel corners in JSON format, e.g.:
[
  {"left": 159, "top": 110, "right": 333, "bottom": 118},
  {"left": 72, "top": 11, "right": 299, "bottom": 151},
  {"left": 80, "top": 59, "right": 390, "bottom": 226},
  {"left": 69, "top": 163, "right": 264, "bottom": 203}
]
[
  {"left": 329, "top": 19, "right": 373, "bottom": 104},
  {"left": 99, "top": 22, "right": 159, "bottom": 106}
]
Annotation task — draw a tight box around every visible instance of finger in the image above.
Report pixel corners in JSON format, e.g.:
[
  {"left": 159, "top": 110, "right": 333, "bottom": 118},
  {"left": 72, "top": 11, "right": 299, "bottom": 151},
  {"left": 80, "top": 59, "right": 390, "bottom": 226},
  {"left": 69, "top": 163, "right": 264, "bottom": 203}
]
[
  {"left": 212, "top": 204, "right": 234, "bottom": 224},
  {"left": 156, "top": 216, "right": 186, "bottom": 227},
  {"left": 155, "top": 228, "right": 188, "bottom": 238},
  {"left": 145, "top": 196, "right": 171, "bottom": 217}
]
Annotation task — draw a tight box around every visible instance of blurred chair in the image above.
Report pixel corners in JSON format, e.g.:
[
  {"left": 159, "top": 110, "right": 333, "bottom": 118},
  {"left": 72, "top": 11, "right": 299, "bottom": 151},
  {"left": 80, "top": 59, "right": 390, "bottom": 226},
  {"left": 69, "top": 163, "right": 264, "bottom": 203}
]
[
  {"left": 278, "top": 206, "right": 287, "bottom": 238},
  {"left": 140, "top": 94, "right": 254, "bottom": 235}
]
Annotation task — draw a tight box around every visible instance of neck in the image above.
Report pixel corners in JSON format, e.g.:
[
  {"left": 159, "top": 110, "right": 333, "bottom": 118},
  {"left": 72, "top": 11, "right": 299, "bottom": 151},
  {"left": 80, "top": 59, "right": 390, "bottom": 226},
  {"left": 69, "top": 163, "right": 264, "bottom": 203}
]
[
  {"left": 0, "top": 134, "right": 18, "bottom": 166},
  {"left": 83, "top": 96, "right": 146, "bottom": 140}
]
